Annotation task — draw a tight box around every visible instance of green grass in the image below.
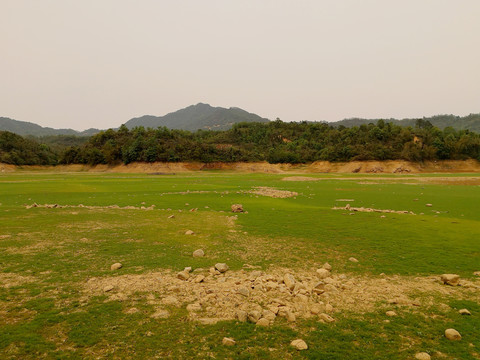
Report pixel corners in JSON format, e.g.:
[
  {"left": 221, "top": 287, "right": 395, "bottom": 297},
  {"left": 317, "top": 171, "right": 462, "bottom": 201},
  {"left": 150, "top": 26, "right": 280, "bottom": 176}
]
[{"left": 0, "top": 171, "right": 479, "bottom": 359}]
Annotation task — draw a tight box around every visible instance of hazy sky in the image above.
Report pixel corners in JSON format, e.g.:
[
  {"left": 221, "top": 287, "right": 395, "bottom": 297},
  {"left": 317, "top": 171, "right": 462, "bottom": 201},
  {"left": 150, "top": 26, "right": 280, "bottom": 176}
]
[{"left": 2, "top": 1, "right": 480, "bottom": 130}]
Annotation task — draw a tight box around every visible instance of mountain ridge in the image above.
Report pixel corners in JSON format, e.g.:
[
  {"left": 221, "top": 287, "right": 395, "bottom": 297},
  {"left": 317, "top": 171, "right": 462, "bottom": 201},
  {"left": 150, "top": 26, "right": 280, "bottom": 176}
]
[
  {"left": 124, "top": 103, "right": 270, "bottom": 131},
  {"left": 1, "top": 105, "right": 480, "bottom": 137}
]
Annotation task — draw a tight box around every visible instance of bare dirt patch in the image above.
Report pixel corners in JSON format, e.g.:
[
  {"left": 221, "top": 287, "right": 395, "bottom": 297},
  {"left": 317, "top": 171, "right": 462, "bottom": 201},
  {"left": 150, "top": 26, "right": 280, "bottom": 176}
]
[
  {"left": 25, "top": 203, "right": 156, "bottom": 210},
  {"left": 82, "top": 268, "right": 479, "bottom": 325},
  {"left": 9, "top": 159, "right": 480, "bottom": 174},
  {"left": 0, "top": 273, "right": 36, "bottom": 288},
  {"left": 248, "top": 187, "right": 298, "bottom": 198}
]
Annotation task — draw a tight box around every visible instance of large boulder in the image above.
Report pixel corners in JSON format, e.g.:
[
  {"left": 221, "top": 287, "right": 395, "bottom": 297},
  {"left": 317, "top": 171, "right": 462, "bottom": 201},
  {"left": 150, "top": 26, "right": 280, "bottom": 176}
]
[
  {"left": 222, "top": 337, "right": 236, "bottom": 346},
  {"left": 215, "top": 263, "right": 229, "bottom": 273},
  {"left": 192, "top": 249, "right": 205, "bottom": 257},
  {"left": 440, "top": 274, "right": 460, "bottom": 286},
  {"left": 283, "top": 274, "right": 296, "bottom": 291},
  {"left": 445, "top": 328, "right": 461, "bottom": 340},
  {"left": 415, "top": 352, "right": 431, "bottom": 360},
  {"left": 110, "top": 263, "right": 122, "bottom": 270},
  {"left": 291, "top": 339, "right": 308, "bottom": 350},
  {"left": 231, "top": 204, "right": 244, "bottom": 213}
]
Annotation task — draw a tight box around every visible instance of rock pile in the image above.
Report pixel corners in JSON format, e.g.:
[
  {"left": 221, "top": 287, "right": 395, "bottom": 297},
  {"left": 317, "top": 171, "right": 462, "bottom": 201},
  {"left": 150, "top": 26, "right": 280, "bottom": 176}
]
[
  {"left": 85, "top": 263, "right": 480, "bottom": 328},
  {"left": 231, "top": 204, "right": 244, "bottom": 213},
  {"left": 333, "top": 205, "right": 415, "bottom": 215}
]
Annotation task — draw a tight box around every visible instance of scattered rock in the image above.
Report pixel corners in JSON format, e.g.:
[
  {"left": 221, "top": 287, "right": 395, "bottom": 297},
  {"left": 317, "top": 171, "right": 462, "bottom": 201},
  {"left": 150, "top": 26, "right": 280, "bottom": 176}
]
[
  {"left": 103, "top": 285, "right": 114, "bottom": 292},
  {"left": 110, "top": 263, "right": 122, "bottom": 270},
  {"left": 325, "top": 304, "right": 334, "bottom": 313},
  {"left": 215, "top": 263, "right": 229, "bottom": 273},
  {"left": 193, "top": 249, "right": 205, "bottom": 258},
  {"left": 248, "top": 310, "right": 262, "bottom": 323},
  {"left": 222, "top": 337, "right": 236, "bottom": 346},
  {"left": 236, "top": 310, "right": 248, "bottom": 322},
  {"left": 262, "top": 310, "right": 276, "bottom": 321},
  {"left": 125, "top": 307, "right": 140, "bottom": 314},
  {"left": 459, "top": 309, "right": 471, "bottom": 315},
  {"left": 194, "top": 275, "right": 205, "bottom": 283},
  {"left": 237, "top": 287, "right": 250, "bottom": 297},
  {"left": 231, "top": 204, "right": 244, "bottom": 213},
  {"left": 186, "top": 303, "right": 202, "bottom": 312},
  {"left": 474, "top": 271, "right": 480, "bottom": 276},
  {"left": 185, "top": 230, "right": 195, "bottom": 235},
  {"left": 283, "top": 274, "right": 296, "bottom": 291},
  {"left": 348, "top": 257, "right": 359, "bottom": 263},
  {"left": 256, "top": 318, "right": 270, "bottom": 326},
  {"left": 445, "top": 328, "right": 461, "bottom": 341},
  {"left": 386, "top": 311, "right": 397, "bottom": 317},
  {"left": 316, "top": 268, "right": 330, "bottom": 279},
  {"left": 286, "top": 310, "right": 296, "bottom": 322},
  {"left": 162, "top": 296, "right": 179, "bottom": 306},
  {"left": 440, "top": 274, "right": 460, "bottom": 286},
  {"left": 322, "top": 262, "right": 332, "bottom": 271},
  {"left": 425, "top": 204, "right": 433, "bottom": 207},
  {"left": 415, "top": 352, "right": 431, "bottom": 360},
  {"left": 313, "top": 282, "right": 325, "bottom": 295},
  {"left": 184, "top": 267, "right": 192, "bottom": 273},
  {"left": 167, "top": 215, "right": 175, "bottom": 219},
  {"left": 151, "top": 309, "right": 170, "bottom": 319},
  {"left": 291, "top": 339, "right": 308, "bottom": 350},
  {"left": 177, "top": 271, "right": 190, "bottom": 281},
  {"left": 319, "top": 313, "right": 335, "bottom": 323},
  {"left": 325, "top": 284, "right": 338, "bottom": 292}
]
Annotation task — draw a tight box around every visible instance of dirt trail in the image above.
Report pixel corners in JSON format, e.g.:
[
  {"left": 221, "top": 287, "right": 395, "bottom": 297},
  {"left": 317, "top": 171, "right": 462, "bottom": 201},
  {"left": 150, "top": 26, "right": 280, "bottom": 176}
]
[{"left": 3, "top": 159, "right": 480, "bottom": 174}]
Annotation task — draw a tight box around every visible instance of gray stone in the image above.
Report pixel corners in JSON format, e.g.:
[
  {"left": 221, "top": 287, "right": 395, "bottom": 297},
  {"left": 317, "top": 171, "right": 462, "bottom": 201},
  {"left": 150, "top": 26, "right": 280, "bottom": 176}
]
[
  {"left": 193, "top": 249, "right": 205, "bottom": 257},
  {"left": 222, "top": 337, "right": 236, "bottom": 346},
  {"left": 110, "top": 263, "right": 122, "bottom": 270},
  {"left": 445, "top": 328, "right": 461, "bottom": 340},
  {"left": 215, "top": 263, "right": 229, "bottom": 273},
  {"left": 291, "top": 339, "right": 308, "bottom": 350}
]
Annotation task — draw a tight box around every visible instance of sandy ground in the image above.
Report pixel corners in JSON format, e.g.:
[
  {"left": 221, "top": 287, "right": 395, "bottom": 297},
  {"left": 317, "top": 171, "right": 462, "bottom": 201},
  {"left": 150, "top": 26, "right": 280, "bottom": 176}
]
[{"left": 2, "top": 159, "right": 480, "bottom": 174}]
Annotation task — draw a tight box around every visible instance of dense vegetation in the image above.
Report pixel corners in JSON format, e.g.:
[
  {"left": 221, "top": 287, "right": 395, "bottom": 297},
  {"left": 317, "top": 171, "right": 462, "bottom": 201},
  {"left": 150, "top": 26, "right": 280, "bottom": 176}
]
[
  {"left": 2, "top": 119, "right": 480, "bottom": 166},
  {"left": 59, "top": 119, "right": 480, "bottom": 165},
  {"left": 0, "top": 131, "right": 57, "bottom": 165},
  {"left": 333, "top": 113, "right": 480, "bottom": 133}
]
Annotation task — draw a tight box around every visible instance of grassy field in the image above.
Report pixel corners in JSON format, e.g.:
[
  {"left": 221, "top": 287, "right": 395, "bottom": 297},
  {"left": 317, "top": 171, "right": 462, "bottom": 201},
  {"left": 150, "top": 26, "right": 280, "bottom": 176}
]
[{"left": 0, "top": 171, "right": 479, "bottom": 359}]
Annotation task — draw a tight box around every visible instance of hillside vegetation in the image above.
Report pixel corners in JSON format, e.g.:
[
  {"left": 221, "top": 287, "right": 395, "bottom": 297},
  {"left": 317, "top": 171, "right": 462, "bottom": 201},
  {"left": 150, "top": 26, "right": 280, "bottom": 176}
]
[
  {"left": 0, "top": 131, "right": 57, "bottom": 165},
  {"left": 2, "top": 119, "right": 480, "bottom": 166},
  {"left": 59, "top": 119, "right": 480, "bottom": 165},
  {"left": 331, "top": 113, "right": 480, "bottom": 132}
]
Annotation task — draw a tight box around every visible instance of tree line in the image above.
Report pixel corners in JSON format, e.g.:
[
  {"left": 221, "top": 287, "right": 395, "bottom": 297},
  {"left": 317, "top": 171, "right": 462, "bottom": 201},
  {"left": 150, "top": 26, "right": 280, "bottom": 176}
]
[{"left": 1, "top": 119, "right": 480, "bottom": 166}]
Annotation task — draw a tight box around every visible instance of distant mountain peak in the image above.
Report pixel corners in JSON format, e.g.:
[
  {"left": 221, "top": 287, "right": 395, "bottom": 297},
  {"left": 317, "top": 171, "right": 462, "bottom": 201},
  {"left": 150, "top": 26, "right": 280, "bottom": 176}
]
[{"left": 124, "top": 104, "right": 269, "bottom": 131}]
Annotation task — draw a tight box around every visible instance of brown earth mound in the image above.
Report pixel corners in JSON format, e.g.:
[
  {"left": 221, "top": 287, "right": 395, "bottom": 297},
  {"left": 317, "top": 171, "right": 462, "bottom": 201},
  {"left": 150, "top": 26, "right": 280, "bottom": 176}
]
[{"left": 2, "top": 159, "right": 480, "bottom": 174}]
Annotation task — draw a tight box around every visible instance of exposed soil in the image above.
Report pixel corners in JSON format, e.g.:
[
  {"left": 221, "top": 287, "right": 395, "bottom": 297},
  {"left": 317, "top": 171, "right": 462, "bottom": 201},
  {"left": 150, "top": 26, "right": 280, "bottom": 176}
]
[
  {"left": 3, "top": 159, "right": 480, "bottom": 174},
  {"left": 248, "top": 187, "right": 298, "bottom": 198},
  {"left": 0, "top": 273, "right": 36, "bottom": 288}
]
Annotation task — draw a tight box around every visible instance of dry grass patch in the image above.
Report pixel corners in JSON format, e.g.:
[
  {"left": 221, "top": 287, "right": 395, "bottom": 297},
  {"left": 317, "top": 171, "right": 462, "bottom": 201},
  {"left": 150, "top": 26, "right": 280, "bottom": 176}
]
[{"left": 0, "top": 273, "right": 37, "bottom": 288}]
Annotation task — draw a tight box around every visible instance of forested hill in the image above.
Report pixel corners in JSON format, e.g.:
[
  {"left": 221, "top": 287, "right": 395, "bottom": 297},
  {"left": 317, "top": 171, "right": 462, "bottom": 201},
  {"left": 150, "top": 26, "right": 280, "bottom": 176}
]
[
  {"left": 0, "top": 131, "right": 57, "bottom": 165},
  {"left": 2, "top": 119, "right": 480, "bottom": 166},
  {"left": 330, "top": 114, "right": 480, "bottom": 132},
  {"left": 124, "top": 103, "right": 270, "bottom": 131},
  {"left": 0, "top": 117, "right": 99, "bottom": 137},
  {"left": 58, "top": 120, "right": 480, "bottom": 165}
]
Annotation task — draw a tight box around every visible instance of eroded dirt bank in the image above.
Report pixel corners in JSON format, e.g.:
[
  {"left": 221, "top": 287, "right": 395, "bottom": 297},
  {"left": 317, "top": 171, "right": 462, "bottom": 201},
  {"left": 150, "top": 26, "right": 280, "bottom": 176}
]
[{"left": 1, "top": 159, "right": 480, "bottom": 174}]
